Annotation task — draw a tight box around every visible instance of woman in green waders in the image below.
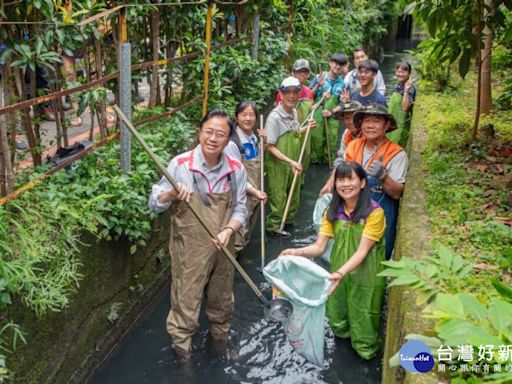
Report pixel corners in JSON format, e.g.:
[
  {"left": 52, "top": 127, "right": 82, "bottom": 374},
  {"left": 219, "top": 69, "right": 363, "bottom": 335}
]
[
  {"left": 387, "top": 62, "right": 416, "bottom": 148},
  {"left": 280, "top": 161, "right": 386, "bottom": 360}
]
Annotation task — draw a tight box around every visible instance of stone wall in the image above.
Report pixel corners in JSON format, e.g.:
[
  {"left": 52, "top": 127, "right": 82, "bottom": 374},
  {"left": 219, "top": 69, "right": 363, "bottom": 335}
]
[
  {"left": 381, "top": 101, "right": 439, "bottom": 384},
  {"left": 8, "top": 214, "right": 171, "bottom": 384}
]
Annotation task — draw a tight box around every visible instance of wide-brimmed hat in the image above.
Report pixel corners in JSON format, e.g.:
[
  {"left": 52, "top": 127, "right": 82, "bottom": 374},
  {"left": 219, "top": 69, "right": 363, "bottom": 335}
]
[
  {"left": 279, "top": 76, "right": 301, "bottom": 91},
  {"left": 353, "top": 103, "right": 397, "bottom": 131},
  {"left": 333, "top": 100, "right": 363, "bottom": 120}
]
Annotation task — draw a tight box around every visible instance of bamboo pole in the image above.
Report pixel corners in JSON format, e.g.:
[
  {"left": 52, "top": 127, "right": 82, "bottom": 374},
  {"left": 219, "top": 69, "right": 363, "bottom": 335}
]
[
  {"left": 113, "top": 105, "right": 270, "bottom": 305},
  {"left": 259, "top": 114, "right": 265, "bottom": 270}
]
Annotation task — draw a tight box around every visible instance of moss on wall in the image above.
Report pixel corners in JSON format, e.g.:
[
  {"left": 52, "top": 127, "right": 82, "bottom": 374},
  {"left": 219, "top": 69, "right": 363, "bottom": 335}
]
[
  {"left": 7, "top": 214, "right": 171, "bottom": 384},
  {"left": 381, "top": 99, "right": 440, "bottom": 384}
]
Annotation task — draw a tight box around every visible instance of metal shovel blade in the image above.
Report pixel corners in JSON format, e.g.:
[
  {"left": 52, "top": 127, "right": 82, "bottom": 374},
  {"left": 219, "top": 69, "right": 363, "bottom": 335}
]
[
  {"left": 270, "top": 228, "right": 291, "bottom": 237},
  {"left": 264, "top": 298, "right": 293, "bottom": 322}
]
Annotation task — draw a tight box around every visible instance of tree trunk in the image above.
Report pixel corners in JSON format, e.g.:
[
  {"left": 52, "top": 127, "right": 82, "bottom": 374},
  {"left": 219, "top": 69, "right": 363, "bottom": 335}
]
[
  {"left": 480, "top": 0, "right": 494, "bottom": 115},
  {"left": 251, "top": 11, "right": 261, "bottom": 60},
  {"left": 89, "top": 108, "right": 96, "bottom": 141},
  {"left": 3, "top": 59, "right": 17, "bottom": 166},
  {"left": 148, "top": 9, "right": 160, "bottom": 108},
  {"left": 14, "top": 68, "right": 40, "bottom": 166},
  {"left": 51, "top": 63, "right": 63, "bottom": 149},
  {"left": 95, "top": 37, "right": 107, "bottom": 139},
  {"left": 164, "top": 42, "right": 176, "bottom": 108},
  {"left": 472, "top": 0, "right": 483, "bottom": 141},
  {"left": 285, "top": 0, "right": 294, "bottom": 70},
  {"left": 84, "top": 42, "right": 95, "bottom": 141},
  {"left": 235, "top": 6, "right": 242, "bottom": 37},
  {"left": 28, "top": 68, "right": 42, "bottom": 154},
  {"left": 0, "top": 65, "right": 14, "bottom": 195}
]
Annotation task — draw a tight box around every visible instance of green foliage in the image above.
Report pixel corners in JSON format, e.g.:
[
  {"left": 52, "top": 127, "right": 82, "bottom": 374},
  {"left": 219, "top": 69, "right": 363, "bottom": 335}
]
[
  {"left": 0, "top": 322, "right": 26, "bottom": 382},
  {"left": 379, "top": 246, "right": 473, "bottom": 305},
  {"left": 413, "top": 40, "right": 452, "bottom": 92},
  {"left": 224, "top": 33, "right": 287, "bottom": 108},
  {"left": 406, "top": 0, "right": 511, "bottom": 78},
  {"left": 495, "top": 78, "right": 512, "bottom": 110},
  {"left": 387, "top": 82, "right": 512, "bottom": 383},
  {"left": 0, "top": 107, "right": 197, "bottom": 381},
  {"left": 77, "top": 87, "right": 108, "bottom": 118},
  {"left": 0, "top": 22, "right": 291, "bottom": 378},
  {"left": 392, "top": 293, "right": 512, "bottom": 382},
  {"left": 289, "top": 0, "right": 397, "bottom": 69},
  {"left": 491, "top": 279, "right": 512, "bottom": 303},
  {"left": 1, "top": 198, "right": 99, "bottom": 315},
  {"left": 0, "top": 0, "right": 106, "bottom": 69},
  {"left": 0, "top": 2, "right": 397, "bottom": 379}
]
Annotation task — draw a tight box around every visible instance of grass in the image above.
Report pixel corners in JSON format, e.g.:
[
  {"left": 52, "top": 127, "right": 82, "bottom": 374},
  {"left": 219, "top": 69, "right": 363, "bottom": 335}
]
[{"left": 419, "top": 70, "right": 512, "bottom": 299}]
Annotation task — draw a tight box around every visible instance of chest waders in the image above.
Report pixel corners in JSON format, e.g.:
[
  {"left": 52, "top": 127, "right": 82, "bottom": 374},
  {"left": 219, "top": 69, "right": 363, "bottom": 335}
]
[
  {"left": 113, "top": 105, "right": 294, "bottom": 356},
  {"left": 234, "top": 156, "right": 261, "bottom": 252},
  {"left": 346, "top": 139, "right": 403, "bottom": 260},
  {"left": 296, "top": 99, "right": 313, "bottom": 180},
  {"left": 166, "top": 191, "right": 235, "bottom": 354},
  {"left": 265, "top": 130, "right": 302, "bottom": 231},
  {"left": 326, "top": 218, "right": 386, "bottom": 360},
  {"left": 368, "top": 174, "right": 399, "bottom": 260},
  {"left": 386, "top": 92, "right": 412, "bottom": 148},
  {"left": 310, "top": 96, "right": 339, "bottom": 165}
]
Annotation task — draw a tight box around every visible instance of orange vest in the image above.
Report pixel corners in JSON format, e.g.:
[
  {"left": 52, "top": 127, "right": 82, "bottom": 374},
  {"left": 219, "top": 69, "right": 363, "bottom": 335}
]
[
  {"left": 344, "top": 130, "right": 354, "bottom": 146},
  {"left": 345, "top": 138, "right": 403, "bottom": 170}
]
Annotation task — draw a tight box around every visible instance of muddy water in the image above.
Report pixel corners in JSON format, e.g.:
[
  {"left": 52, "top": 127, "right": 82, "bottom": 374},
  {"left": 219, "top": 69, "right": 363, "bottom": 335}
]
[{"left": 91, "top": 41, "right": 417, "bottom": 384}]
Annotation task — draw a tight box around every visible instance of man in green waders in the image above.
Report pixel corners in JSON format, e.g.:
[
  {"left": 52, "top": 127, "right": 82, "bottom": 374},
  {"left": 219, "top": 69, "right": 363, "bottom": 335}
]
[
  {"left": 148, "top": 110, "right": 248, "bottom": 359},
  {"left": 292, "top": 59, "right": 314, "bottom": 181},
  {"left": 386, "top": 61, "right": 416, "bottom": 148},
  {"left": 308, "top": 53, "right": 348, "bottom": 165},
  {"left": 266, "top": 76, "right": 315, "bottom": 233},
  {"left": 276, "top": 59, "right": 314, "bottom": 176}
]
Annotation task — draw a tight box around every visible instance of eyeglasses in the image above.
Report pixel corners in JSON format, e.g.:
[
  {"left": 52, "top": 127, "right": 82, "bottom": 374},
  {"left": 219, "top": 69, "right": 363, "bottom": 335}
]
[{"left": 201, "top": 129, "right": 228, "bottom": 140}]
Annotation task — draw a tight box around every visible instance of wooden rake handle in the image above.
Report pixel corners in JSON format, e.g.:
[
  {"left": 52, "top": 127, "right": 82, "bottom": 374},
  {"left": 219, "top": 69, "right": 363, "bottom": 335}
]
[{"left": 112, "top": 105, "right": 267, "bottom": 303}]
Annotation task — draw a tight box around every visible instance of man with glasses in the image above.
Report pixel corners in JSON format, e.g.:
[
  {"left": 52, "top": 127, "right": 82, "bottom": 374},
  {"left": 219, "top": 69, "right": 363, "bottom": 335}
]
[{"left": 148, "top": 109, "right": 248, "bottom": 359}]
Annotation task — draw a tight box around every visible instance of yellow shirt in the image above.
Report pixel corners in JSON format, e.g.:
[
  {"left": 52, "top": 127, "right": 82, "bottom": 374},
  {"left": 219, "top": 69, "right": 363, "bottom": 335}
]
[{"left": 318, "top": 207, "right": 386, "bottom": 242}]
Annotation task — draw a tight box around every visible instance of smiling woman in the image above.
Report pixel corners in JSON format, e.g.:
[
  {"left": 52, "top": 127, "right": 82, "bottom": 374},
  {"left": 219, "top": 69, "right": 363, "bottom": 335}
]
[
  {"left": 224, "top": 101, "right": 267, "bottom": 251},
  {"left": 280, "top": 161, "right": 386, "bottom": 359}
]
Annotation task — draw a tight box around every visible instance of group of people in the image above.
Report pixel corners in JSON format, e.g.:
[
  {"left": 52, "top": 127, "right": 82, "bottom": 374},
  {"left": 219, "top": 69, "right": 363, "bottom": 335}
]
[{"left": 148, "top": 47, "right": 416, "bottom": 361}]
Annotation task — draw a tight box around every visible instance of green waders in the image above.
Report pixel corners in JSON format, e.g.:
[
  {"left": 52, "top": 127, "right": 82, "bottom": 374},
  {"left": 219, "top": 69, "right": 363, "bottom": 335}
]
[
  {"left": 310, "top": 96, "right": 339, "bottom": 165},
  {"left": 386, "top": 91, "right": 412, "bottom": 148},
  {"left": 234, "top": 156, "right": 261, "bottom": 252},
  {"left": 296, "top": 99, "right": 313, "bottom": 182},
  {"left": 266, "top": 130, "right": 302, "bottom": 231},
  {"left": 326, "top": 218, "right": 386, "bottom": 360}
]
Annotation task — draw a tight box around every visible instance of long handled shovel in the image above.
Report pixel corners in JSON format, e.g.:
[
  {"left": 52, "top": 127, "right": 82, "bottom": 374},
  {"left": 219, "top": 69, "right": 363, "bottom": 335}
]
[
  {"left": 259, "top": 115, "right": 266, "bottom": 272},
  {"left": 113, "top": 105, "right": 292, "bottom": 322}
]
